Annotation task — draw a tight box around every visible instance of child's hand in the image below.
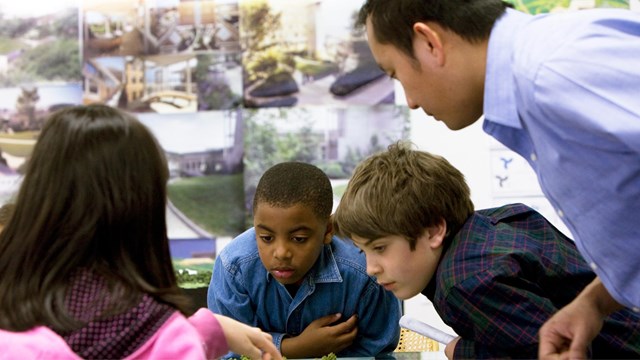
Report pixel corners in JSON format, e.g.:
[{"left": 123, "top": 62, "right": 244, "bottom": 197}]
[
  {"left": 214, "top": 314, "right": 283, "bottom": 360},
  {"left": 284, "top": 313, "right": 358, "bottom": 358}
]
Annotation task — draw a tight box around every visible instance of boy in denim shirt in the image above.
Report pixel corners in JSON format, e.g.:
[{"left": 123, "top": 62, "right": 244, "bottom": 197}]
[
  {"left": 208, "top": 162, "right": 400, "bottom": 359},
  {"left": 333, "top": 141, "right": 640, "bottom": 359}
]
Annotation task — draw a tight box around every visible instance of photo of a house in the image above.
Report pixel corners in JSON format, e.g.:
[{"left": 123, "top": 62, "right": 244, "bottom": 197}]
[
  {"left": 82, "top": 0, "right": 242, "bottom": 113},
  {"left": 242, "top": 104, "right": 410, "bottom": 222},
  {"left": 82, "top": 0, "right": 240, "bottom": 57},
  {"left": 138, "top": 109, "right": 245, "bottom": 260}
]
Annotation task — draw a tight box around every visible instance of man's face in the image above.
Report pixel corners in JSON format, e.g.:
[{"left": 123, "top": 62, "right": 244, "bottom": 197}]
[{"left": 366, "top": 17, "right": 483, "bottom": 131}]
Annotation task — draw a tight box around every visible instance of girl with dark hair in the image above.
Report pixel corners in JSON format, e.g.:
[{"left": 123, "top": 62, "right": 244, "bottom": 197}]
[{"left": 0, "top": 104, "right": 282, "bottom": 360}]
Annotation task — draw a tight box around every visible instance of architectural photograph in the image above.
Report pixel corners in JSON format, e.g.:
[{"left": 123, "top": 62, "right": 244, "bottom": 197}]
[
  {"left": 242, "top": 104, "right": 410, "bottom": 220},
  {"left": 138, "top": 109, "right": 245, "bottom": 259},
  {"left": 240, "top": 0, "right": 394, "bottom": 108},
  {"left": 0, "top": 0, "right": 638, "bottom": 358},
  {"left": 82, "top": 0, "right": 240, "bottom": 57},
  {"left": 0, "top": 0, "right": 81, "bottom": 180}
]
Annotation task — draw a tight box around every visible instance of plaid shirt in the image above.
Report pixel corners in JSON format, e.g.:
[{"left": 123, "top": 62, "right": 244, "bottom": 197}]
[{"left": 423, "top": 204, "right": 640, "bottom": 359}]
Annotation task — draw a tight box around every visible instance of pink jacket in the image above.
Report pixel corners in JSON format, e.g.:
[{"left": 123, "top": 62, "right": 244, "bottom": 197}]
[{"left": 0, "top": 308, "right": 229, "bottom": 359}]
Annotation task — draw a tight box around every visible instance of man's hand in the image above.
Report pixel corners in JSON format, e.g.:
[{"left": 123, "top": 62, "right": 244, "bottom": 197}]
[
  {"left": 539, "top": 277, "right": 622, "bottom": 360},
  {"left": 281, "top": 313, "right": 358, "bottom": 358}
]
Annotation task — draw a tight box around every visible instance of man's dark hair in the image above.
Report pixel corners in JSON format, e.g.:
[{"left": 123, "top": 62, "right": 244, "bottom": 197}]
[{"left": 358, "top": 0, "right": 511, "bottom": 60}]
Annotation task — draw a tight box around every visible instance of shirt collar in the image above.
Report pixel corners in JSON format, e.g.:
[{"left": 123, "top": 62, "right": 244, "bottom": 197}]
[{"left": 484, "top": 8, "right": 531, "bottom": 129}]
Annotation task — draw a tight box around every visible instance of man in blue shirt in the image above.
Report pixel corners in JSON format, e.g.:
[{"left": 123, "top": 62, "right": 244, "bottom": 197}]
[
  {"left": 207, "top": 162, "right": 400, "bottom": 359},
  {"left": 355, "top": 1, "right": 640, "bottom": 358}
]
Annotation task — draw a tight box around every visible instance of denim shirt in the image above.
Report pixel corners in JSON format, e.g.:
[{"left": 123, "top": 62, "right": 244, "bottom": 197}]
[{"left": 207, "top": 228, "right": 401, "bottom": 358}]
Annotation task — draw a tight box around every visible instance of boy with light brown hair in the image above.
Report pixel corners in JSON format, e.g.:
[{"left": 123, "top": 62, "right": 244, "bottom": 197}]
[{"left": 333, "top": 141, "right": 640, "bottom": 359}]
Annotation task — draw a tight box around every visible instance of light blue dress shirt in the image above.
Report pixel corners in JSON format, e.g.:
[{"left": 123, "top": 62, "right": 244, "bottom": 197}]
[
  {"left": 484, "top": 8, "right": 640, "bottom": 310},
  {"left": 207, "top": 228, "right": 401, "bottom": 358}
]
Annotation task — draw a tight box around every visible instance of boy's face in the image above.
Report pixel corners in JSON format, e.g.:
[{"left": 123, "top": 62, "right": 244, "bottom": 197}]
[
  {"left": 351, "top": 231, "right": 442, "bottom": 300},
  {"left": 254, "top": 203, "right": 331, "bottom": 286}
]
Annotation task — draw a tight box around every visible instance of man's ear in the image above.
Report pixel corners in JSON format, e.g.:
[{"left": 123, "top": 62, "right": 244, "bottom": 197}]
[
  {"left": 426, "top": 218, "right": 447, "bottom": 249},
  {"left": 412, "top": 22, "right": 445, "bottom": 67},
  {"left": 324, "top": 216, "right": 334, "bottom": 245}
]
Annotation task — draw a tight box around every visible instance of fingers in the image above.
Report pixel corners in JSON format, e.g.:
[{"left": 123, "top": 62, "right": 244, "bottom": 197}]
[
  {"left": 214, "top": 314, "right": 282, "bottom": 360},
  {"left": 332, "top": 314, "right": 357, "bottom": 333},
  {"left": 248, "top": 328, "right": 282, "bottom": 360},
  {"left": 567, "top": 335, "right": 589, "bottom": 360},
  {"left": 539, "top": 326, "right": 568, "bottom": 359},
  {"left": 539, "top": 340, "right": 565, "bottom": 359},
  {"left": 538, "top": 318, "right": 579, "bottom": 360},
  {"left": 313, "top": 313, "right": 343, "bottom": 327},
  {"left": 263, "top": 332, "right": 273, "bottom": 343}
]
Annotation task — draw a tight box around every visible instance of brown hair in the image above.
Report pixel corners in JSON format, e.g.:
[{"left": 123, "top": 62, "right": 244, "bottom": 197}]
[
  {"left": 333, "top": 141, "right": 474, "bottom": 249},
  {"left": 0, "top": 203, "right": 14, "bottom": 226},
  {"left": 0, "top": 104, "right": 188, "bottom": 331}
]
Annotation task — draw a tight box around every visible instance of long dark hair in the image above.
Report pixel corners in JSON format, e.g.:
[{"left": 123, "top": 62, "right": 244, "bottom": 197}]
[{"left": 0, "top": 104, "right": 188, "bottom": 331}]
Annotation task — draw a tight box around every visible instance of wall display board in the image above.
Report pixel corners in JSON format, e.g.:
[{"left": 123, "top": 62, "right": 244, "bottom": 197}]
[
  {"left": 0, "top": 0, "right": 410, "bottom": 268},
  {"left": 0, "top": 0, "right": 635, "bottom": 353}
]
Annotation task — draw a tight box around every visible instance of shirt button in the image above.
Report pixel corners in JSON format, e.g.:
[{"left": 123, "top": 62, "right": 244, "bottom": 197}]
[
  {"left": 589, "top": 262, "right": 597, "bottom": 271},
  {"left": 633, "top": 307, "right": 640, "bottom": 313},
  {"left": 557, "top": 209, "right": 564, "bottom": 218},
  {"left": 530, "top": 153, "right": 537, "bottom": 161}
]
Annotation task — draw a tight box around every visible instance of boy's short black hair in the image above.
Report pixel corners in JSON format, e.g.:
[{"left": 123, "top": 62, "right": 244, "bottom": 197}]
[{"left": 253, "top": 162, "right": 333, "bottom": 221}]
